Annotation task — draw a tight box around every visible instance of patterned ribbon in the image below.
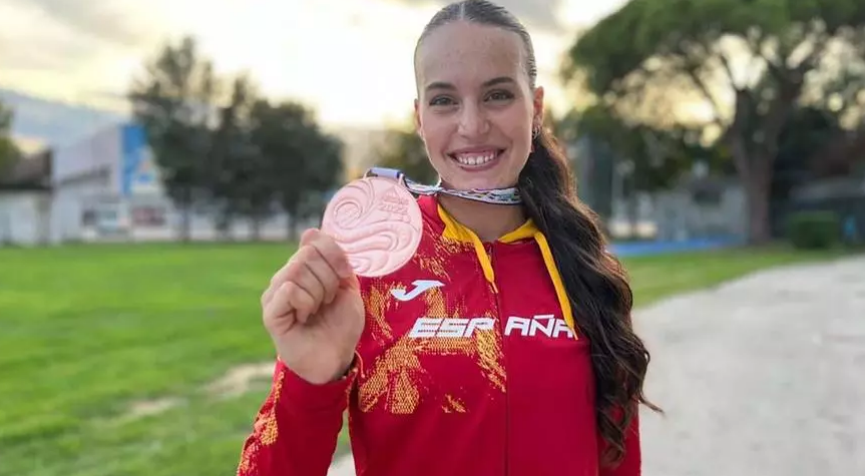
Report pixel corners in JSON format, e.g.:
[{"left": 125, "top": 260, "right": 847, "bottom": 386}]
[{"left": 364, "top": 167, "right": 522, "bottom": 205}]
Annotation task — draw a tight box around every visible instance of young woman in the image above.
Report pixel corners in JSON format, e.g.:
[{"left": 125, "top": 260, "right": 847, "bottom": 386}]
[{"left": 237, "top": 1, "right": 657, "bottom": 475}]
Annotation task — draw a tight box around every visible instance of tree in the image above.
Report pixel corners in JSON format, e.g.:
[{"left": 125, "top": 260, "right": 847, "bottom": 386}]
[
  {"left": 206, "top": 74, "right": 269, "bottom": 240},
  {"left": 129, "top": 35, "right": 220, "bottom": 241},
  {"left": 248, "top": 100, "right": 344, "bottom": 240},
  {"left": 570, "top": 103, "right": 728, "bottom": 233},
  {"left": 374, "top": 123, "right": 437, "bottom": 184},
  {"left": 295, "top": 129, "right": 344, "bottom": 226},
  {"left": 564, "top": 0, "right": 865, "bottom": 243},
  {"left": 806, "top": 33, "right": 865, "bottom": 176},
  {"left": 772, "top": 105, "right": 842, "bottom": 200},
  {"left": 0, "top": 100, "right": 20, "bottom": 180}
]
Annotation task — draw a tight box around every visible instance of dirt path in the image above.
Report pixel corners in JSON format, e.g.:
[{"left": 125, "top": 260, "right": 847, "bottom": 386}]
[
  {"left": 329, "top": 255, "right": 865, "bottom": 475},
  {"left": 636, "top": 255, "right": 865, "bottom": 476}
]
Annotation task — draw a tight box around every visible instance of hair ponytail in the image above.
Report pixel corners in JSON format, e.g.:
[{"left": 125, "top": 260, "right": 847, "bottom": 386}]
[{"left": 520, "top": 127, "right": 660, "bottom": 465}]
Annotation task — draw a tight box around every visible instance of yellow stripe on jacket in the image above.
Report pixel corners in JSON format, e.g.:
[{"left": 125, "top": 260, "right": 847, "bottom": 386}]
[{"left": 436, "top": 204, "right": 576, "bottom": 336}]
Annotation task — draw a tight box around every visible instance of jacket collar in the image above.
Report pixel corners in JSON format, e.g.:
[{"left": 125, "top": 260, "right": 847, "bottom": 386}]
[
  {"left": 416, "top": 194, "right": 575, "bottom": 334},
  {"left": 417, "top": 194, "right": 537, "bottom": 244}
]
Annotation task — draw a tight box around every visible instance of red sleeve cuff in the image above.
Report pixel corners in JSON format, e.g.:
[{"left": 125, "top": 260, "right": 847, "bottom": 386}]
[{"left": 275, "top": 358, "right": 358, "bottom": 414}]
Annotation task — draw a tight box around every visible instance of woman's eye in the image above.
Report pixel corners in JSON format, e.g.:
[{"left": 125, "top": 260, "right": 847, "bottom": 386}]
[
  {"left": 487, "top": 90, "right": 514, "bottom": 101},
  {"left": 429, "top": 96, "right": 455, "bottom": 106}
]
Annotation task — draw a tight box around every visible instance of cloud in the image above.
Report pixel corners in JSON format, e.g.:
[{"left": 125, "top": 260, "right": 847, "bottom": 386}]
[
  {"left": 395, "top": 0, "right": 565, "bottom": 31},
  {"left": 0, "top": 43, "right": 82, "bottom": 74},
  {"left": 0, "top": 0, "right": 182, "bottom": 111},
  {"left": 5, "top": 0, "right": 163, "bottom": 48},
  {"left": 0, "top": 26, "right": 95, "bottom": 73},
  {"left": 0, "top": 2, "right": 109, "bottom": 83},
  {"left": 0, "top": 0, "right": 598, "bottom": 131}
]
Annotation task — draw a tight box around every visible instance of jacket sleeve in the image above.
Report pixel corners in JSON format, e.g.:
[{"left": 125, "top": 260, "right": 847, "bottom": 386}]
[
  {"left": 599, "top": 410, "right": 641, "bottom": 476},
  {"left": 236, "top": 358, "right": 358, "bottom": 476}
]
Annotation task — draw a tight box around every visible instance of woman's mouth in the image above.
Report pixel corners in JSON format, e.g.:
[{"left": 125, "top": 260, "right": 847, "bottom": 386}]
[{"left": 448, "top": 149, "right": 505, "bottom": 170}]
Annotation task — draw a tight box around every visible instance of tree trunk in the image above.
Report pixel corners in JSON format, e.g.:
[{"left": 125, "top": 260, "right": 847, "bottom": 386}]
[
  {"left": 725, "top": 87, "right": 786, "bottom": 246},
  {"left": 179, "top": 207, "right": 192, "bottom": 243},
  {"left": 215, "top": 211, "right": 233, "bottom": 242},
  {"left": 743, "top": 155, "right": 774, "bottom": 244},
  {"left": 174, "top": 186, "right": 195, "bottom": 242},
  {"left": 177, "top": 209, "right": 190, "bottom": 242},
  {"left": 289, "top": 218, "right": 299, "bottom": 242},
  {"left": 251, "top": 217, "right": 262, "bottom": 242},
  {"left": 744, "top": 180, "right": 771, "bottom": 244},
  {"left": 285, "top": 211, "right": 299, "bottom": 241},
  {"left": 628, "top": 196, "right": 640, "bottom": 239}
]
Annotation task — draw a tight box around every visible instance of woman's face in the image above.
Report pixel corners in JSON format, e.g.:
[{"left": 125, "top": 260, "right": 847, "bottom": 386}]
[{"left": 414, "top": 21, "right": 544, "bottom": 191}]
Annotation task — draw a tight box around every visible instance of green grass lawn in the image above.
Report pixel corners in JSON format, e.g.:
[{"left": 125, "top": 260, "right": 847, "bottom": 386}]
[{"left": 0, "top": 242, "right": 851, "bottom": 475}]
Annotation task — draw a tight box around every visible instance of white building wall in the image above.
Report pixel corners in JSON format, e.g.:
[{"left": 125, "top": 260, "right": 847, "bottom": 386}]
[
  {"left": 0, "top": 122, "right": 322, "bottom": 246},
  {"left": 53, "top": 125, "right": 123, "bottom": 194},
  {"left": 0, "top": 192, "right": 52, "bottom": 246},
  {"left": 49, "top": 169, "right": 115, "bottom": 243},
  {"left": 45, "top": 123, "right": 306, "bottom": 244}
]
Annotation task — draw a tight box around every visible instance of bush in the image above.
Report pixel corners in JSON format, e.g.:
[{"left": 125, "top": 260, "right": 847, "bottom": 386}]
[{"left": 786, "top": 211, "right": 841, "bottom": 249}]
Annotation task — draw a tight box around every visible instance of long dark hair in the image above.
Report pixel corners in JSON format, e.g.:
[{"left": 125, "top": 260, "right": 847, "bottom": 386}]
[{"left": 416, "top": 0, "right": 660, "bottom": 466}]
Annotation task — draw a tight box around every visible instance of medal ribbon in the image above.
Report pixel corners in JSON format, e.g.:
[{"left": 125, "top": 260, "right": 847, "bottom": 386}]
[{"left": 364, "top": 167, "right": 522, "bottom": 205}]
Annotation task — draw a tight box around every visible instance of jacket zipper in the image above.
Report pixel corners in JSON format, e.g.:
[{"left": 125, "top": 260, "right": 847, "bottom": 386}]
[{"left": 487, "top": 243, "right": 509, "bottom": 476}]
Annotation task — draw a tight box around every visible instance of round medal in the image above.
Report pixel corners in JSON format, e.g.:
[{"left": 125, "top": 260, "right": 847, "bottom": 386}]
[{"left": 321, "top": 176, "right": 423, "bottom": 277}]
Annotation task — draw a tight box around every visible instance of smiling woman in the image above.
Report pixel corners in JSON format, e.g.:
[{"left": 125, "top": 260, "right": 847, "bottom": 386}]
[
  {"left": 413, "top": 20, "right": 539, "bottom": 193},
  {"left": 236, "top": 1, "right": 658, "bottom": 476}
]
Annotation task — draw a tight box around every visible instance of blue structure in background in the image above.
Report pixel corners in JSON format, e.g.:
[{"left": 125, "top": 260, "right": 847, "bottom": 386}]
[
  {"left": 120, "top": 123, "right": 153, "bottom": 197},
  {"left": 609, "top": 236, "right": 744, "bottom": 257}
]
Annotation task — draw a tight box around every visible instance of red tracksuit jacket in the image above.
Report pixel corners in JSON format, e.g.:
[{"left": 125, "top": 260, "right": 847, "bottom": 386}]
[{"left": 237, "top": 194, "right": 640, "bottom": 476}]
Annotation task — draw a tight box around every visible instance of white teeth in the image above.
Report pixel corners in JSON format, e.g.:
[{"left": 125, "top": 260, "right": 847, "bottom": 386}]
[{"left": 454, "top": 152, "right": 497, "bottom": 166}]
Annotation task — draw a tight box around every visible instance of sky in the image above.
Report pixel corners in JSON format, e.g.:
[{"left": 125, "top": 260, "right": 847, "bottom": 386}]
[{"left": 0, "top": 0, "right": 626, "bottom": 132}]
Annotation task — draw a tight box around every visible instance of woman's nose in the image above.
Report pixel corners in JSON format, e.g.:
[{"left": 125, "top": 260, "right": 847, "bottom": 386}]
[{"left": 457, "top": 104, "right": 490, "bottom": 138}]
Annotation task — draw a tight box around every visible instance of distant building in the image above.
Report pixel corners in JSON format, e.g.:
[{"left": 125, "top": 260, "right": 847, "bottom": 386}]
[
  {"left": 0, "top": 122, "right": 299, "bottom": 246},
  {"left": 0, "top": 149, "right": 52, "bottom": 245}
]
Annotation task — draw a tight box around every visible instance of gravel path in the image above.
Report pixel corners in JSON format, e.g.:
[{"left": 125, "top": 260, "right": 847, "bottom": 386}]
[
  {"left": 637, "top": 255, "right": 865, "bottom": 476},
  {"left": 329, "top": 255, "right": 865, "bottom": 475}
]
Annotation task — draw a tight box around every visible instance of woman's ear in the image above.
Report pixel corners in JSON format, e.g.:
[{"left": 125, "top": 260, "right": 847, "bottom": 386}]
[{"left": 532, "top": 86, "right": 545, "bottom": 126}]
